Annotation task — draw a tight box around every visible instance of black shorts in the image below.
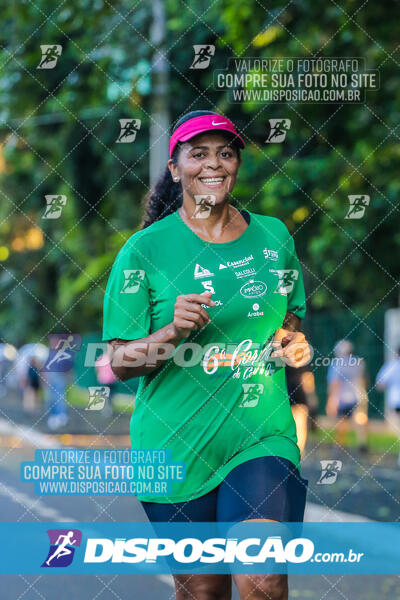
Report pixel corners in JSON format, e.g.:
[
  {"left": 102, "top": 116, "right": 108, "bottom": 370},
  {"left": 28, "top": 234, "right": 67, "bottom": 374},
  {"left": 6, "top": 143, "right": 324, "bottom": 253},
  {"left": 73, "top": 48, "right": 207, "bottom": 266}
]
[
  {"left": 288, "top": 387, "right": 308, "bottom": 406},
  {"left": 337, "top": 403, "right": 357, "bottom": 418},
  {"left": 141, "top": 455, "right": 308, "bottom": 523},
  {"left": 286, "top": 366, "right": 308, "bottom": 406}
]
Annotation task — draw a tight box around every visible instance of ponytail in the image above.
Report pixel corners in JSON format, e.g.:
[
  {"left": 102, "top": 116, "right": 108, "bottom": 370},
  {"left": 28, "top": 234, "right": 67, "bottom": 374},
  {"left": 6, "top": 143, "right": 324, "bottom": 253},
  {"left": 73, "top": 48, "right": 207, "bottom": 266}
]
[{"left": 141, "top": 144, "right": 182, "bottom": 230}]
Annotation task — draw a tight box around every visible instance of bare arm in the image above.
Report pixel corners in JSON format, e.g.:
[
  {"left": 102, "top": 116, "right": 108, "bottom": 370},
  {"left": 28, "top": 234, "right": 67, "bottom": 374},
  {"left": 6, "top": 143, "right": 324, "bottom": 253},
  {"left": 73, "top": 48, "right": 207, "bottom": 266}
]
[
  {"left": 326, "top": 379, "right": 340, "bottom": 417},
  {"left": 108, "top": 292, "right": 215, "bottom": 381},
  {"left": 282, "top": 311, "right": 301, "bottom": 332},
  {"left": 271, "top": 312, "right": 312, "bottom": 368}
]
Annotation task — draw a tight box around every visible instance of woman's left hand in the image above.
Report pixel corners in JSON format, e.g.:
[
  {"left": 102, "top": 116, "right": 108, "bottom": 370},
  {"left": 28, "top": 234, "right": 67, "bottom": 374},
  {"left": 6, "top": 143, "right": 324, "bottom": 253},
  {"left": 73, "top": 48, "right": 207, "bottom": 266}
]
[{"left": 271, "top": 328, "right": 312, "bottom": 368}]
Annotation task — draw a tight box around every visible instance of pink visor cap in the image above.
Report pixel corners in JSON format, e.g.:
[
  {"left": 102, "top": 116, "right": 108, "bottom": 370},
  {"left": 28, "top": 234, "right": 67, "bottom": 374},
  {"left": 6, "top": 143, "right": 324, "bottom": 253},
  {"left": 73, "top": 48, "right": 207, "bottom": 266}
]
[{"left": 168, "top": 114, "right": 246, "bottom": 158}]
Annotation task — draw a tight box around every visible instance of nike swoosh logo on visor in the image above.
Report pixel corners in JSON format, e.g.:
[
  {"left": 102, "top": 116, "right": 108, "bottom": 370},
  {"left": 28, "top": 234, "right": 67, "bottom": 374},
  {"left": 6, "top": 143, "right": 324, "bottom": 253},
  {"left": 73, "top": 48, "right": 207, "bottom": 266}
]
[{"left": 211, "top": 120, "right": 228, "bottom": 126}]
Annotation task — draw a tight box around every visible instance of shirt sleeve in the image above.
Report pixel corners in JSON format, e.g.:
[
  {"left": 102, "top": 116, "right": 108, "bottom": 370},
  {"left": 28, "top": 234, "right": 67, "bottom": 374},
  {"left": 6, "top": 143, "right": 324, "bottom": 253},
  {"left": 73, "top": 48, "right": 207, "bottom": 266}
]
[
  {"left": 285, "top": 232, "right": 306, "bottom": 320},
  {"left": 102, "top": 240, "right": 152, "bottom": 342}
]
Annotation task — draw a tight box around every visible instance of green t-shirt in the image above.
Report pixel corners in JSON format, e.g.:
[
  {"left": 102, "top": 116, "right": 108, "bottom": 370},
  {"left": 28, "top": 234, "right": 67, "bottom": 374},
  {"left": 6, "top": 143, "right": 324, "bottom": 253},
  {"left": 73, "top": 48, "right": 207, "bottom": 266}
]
[{"left": 102, "top": 209, "right": 306, "bottom": 502}]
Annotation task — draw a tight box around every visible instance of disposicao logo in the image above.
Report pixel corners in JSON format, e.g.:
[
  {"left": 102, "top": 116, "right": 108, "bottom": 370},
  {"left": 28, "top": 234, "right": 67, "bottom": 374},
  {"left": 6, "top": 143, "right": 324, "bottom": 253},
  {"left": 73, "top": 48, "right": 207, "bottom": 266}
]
[
  {"left": 240, "top": 280, "right": 267, "bottom": 298},
  {"left": 83, "top": 536, "right": 314, "bottom": 564},
  {"left": 41, "top": 529, "right": 82, "bottom": 568}
]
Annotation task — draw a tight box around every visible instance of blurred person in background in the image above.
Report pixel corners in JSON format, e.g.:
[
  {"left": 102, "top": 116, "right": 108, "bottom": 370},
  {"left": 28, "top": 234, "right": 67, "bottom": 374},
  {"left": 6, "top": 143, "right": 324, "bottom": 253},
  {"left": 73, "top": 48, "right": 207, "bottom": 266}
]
[
  {"left": 41, "top": 335, "right": 77, "bottom": 430},
  {"left": 376, "top": 346, "right": 400, "bottom": 466},
  {"left": 22, "top": 356, "right": 42, "bottom": 413},
  {"left": 0, "top": 343, "right": 18, "bottom": 400},
  {"left": 326, "top": 340, "right": 369, "bottom": 453},
  {"left": 286, "top": 365, "right": 319, "bottom": 457},
  {"left": 43, "top": 369, "right": 70, "bottom": 430}
]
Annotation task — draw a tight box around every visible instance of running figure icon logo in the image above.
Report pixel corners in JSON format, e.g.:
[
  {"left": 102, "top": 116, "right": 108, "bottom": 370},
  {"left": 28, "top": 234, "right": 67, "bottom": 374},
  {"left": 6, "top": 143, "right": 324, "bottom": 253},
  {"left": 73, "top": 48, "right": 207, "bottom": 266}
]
[
  {"left": 37, "top": 45, "right": 62, "bottom": 69},
  {"left": 265, "top": 119, "right": 291, "bottom": 143},
  {"left": 42, "top": 194, "right": 67, "bottom": 219},
  {"left": 120, "top": 269, "right": 145, "bottom": 294},
  {"left": 345, "top": 195, "right": 370, "bottom": 219},
  {"left": 193, "top": 195, "right": 216, "bottom": 219},
  {"left": 190, "top": 45, "right": 215, "bottom": 69},
  {"left": 87, "top": 386, "right": 110, "bottom": 411},
  {"left": 41, "top": 529, "right": 82, "bottom": 568},
  {"left": 270, "top": 269, "right": 299, "bottom": 295},
  {"left": 239, "top": 383, "right": 264, "bottom": 407},
  {"left": 317, "top": 460, "right": 343, "bottom": 484},
  {"left": 116, "top": 119, "right": 141, "bottom": 143}
]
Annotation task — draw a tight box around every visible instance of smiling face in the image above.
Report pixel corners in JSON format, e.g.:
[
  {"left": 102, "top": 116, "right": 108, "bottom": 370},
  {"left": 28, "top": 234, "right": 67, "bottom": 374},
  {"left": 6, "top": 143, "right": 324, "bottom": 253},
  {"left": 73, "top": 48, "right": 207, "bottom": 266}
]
[{"left": 168, "top": 131, "right": 241, "bottom": 208}]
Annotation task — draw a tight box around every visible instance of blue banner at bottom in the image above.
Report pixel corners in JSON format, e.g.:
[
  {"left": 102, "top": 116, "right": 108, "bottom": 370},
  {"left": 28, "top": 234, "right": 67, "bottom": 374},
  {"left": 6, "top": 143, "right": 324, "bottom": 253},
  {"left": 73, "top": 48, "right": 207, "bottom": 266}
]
[{"left": 2, "top": 522, "right": 400, "bottom": 574}]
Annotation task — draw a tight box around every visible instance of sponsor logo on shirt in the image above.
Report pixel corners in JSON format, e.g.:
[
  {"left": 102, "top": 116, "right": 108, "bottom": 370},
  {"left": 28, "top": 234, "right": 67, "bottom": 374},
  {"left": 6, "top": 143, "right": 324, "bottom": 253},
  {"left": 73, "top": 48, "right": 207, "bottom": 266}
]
[
  {"left": 120, "top": 269, "right": 145, "bottom": 294},
  {"left": 200, "top": 280, "right": 215, "bottom": 294},
  {"left": 238, "top": 383, "right": 264, "bottom": 407},
  {"left": 240, "top": 279, "right": 267, "bottom": 298},
  {"left": 219, "top": 263, "right": 227, "bottom": 269},
  {"left": 247, "top": 302, "right": 264, "bottom": 318},
  {"left": 269, "top": 269, "right": 298, "bottom": 295},
  {"left": 235, "top": 267, "right": 256, "bottom": 279},
  {"left": 226, "top": 255, "right": 254, "bottom": 268},
  {"left": 263, "top": 248, "right": 279, "bottom": 261},
  {"left": 203, "top": 339, "right": 280, "bottom": 379},
  {"left": 194, "top": 264, "right": 214, "bottom": 279},
  {"left": 200, "top": 281, "right": 224, "bottom": 306},
  {"left": 201, "top": 299, "right": 223, "bottom": 307}
]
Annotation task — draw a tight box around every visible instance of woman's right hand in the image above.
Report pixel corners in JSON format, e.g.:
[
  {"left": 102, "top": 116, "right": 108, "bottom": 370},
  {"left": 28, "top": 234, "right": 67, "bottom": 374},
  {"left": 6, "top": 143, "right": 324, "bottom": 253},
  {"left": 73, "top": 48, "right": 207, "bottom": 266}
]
[{"left": 171, "top": 291, "right": 216, "bottom": 339}]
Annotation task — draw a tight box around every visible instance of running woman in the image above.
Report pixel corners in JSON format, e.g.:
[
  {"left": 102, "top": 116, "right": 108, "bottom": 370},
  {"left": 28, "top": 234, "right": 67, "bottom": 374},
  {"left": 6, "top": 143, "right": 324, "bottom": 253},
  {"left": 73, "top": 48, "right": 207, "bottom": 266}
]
[{"left": 103, "top": 111, "right": 311, "bottom": 600}]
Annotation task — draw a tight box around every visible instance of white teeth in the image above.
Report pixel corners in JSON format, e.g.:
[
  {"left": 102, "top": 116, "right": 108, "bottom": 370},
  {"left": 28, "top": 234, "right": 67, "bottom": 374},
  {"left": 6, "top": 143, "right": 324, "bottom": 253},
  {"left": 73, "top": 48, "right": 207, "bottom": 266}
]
[{"left": 200, "top": 177, "right": 224, "bottom": 183}]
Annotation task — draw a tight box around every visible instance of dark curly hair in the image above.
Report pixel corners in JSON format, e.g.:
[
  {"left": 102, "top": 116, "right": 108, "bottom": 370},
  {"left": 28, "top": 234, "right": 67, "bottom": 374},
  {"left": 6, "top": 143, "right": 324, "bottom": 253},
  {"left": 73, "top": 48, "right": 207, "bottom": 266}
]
[{"left": 141, "top": 110, "right": 241, "bottom": 229}]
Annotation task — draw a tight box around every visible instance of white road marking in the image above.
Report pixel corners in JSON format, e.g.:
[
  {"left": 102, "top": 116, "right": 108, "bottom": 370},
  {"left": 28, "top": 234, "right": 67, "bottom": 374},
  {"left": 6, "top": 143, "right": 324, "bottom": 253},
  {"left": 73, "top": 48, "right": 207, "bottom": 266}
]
[
  {"left": 156, "top": 574, "right": 174, "bottom": 588},
  {"left": 0, "top": 481, "right": 76, "bottom": 522},
  {"left": 0, "top": 418, "right": 61, "bottom": 449},
  {"left": 305, "top": 502, "right": 371, "bottom": 522}
]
